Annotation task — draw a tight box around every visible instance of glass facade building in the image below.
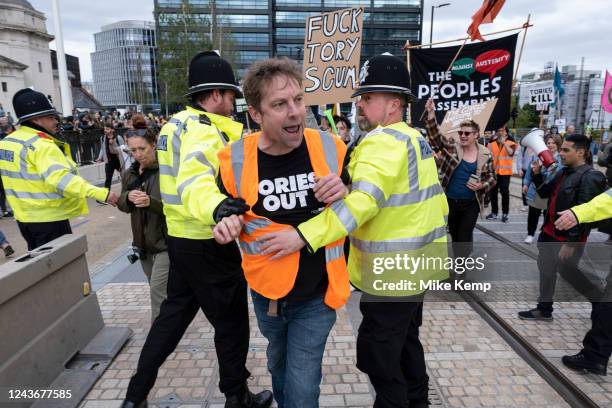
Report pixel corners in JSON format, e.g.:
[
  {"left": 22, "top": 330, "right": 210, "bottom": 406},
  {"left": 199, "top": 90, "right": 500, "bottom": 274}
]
[
  {"left": 50, "top": 50, "right": 81, "bottom": 86},
  {"left": 154, "top": 0, "right": 422, "bottom": 79},
  {"left": 91, "top": 20, "right": 159, "bottom": 110}
]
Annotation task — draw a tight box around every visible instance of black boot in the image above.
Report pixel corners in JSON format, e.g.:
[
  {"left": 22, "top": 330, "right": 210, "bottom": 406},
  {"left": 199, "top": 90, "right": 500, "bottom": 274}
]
[
  {"left": 225, "top": 385, "right": 273, "bottom": 408},
  {"left": 409, "top": 398, "right": 430, "bottom": 407},
  {"left": 562, "top": 351, "right": 607, "bottom": 376},
  {"left": 120, "top": 400, "right": 147, "bottom": 408}
]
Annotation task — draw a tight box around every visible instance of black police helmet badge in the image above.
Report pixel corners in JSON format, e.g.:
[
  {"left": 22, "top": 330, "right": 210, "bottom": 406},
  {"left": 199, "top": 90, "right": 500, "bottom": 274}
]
[
  {"left": 351, "top": 53, "right": 416, "bottom": 101},
  {"left": 13, "top": 88, "right": 60, "bottom": 124},
  {"left": 186, "top": 51, "right": 242, "bottom": 98}
]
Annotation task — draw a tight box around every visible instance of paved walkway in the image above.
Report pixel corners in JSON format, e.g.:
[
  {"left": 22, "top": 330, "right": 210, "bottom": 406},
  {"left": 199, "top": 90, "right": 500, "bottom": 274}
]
[
  {"left": 81, "top": 284, "right": 374, "bottom": 408},
  {"left": 80, "top": 281, "right": 575, "bottom": 408}
]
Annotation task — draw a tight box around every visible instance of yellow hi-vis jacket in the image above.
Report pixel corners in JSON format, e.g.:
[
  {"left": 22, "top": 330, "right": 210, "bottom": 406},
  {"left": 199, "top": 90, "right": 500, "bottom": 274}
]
[
  {"left": 158, "top": 106, "right": 243, "bottom": 239},
  {"left": 0, "top": 125, "right": 109, "bottom": 223},
  {"left": 297, "top": 121, "right": 449, "bottom": 296},
  {"left": 571, "top": 188, "right": 612, "bottom": 223}
]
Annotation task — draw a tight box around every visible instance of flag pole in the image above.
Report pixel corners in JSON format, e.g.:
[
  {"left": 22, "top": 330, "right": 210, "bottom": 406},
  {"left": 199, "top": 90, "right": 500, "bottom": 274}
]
[
  {"left": 512, "top": 14, "right": 531, "bottom": 89},
  {"left": 405, "top": 40, "right": 412, "bottom": 125},
  {"left": 417, "top": 37, "right": 469, "bottom": 122},
  {"left": 405, "top": 22, "right": 533, "bottom": 50}
]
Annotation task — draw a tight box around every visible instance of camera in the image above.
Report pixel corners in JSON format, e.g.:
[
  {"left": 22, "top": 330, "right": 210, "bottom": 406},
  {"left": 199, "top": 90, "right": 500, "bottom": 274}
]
[{"left": 127, "top": 246, "right": 146, "bottom": 264}]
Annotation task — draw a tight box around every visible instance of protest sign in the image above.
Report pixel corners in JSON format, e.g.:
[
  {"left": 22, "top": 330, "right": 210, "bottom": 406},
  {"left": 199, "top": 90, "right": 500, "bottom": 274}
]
[
  {"left": 528, "top": 84, "right": 555, "bottom": 105},
  {"left": 438, "top": 98, "right": 498, "bottom": 142},
  {"left": 303, "top": 7, "right": 364, "bottom": 106},
  {"left": 555, "top": 118, "right": 566, "bottom": 133},
  {"left": 410, "top": 34, "right": 517, "bottom": 131}
]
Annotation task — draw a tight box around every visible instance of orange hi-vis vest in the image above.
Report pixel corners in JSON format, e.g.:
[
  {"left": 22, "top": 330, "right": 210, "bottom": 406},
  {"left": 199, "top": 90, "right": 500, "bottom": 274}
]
[
  {"left": 489, "top": 140, "right": 516, "bottom": 176},
  {"left": 218, "top": 128, "right": 350, "bottom": 309}
]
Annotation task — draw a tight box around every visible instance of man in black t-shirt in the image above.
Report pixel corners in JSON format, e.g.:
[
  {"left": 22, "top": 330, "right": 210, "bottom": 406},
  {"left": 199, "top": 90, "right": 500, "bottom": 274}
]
[
  {"left": 214, "top": 58, "right": 349, "bottom": 408},
  {"left": 252, "top": 148, "right": 329, "bottom": 301}
]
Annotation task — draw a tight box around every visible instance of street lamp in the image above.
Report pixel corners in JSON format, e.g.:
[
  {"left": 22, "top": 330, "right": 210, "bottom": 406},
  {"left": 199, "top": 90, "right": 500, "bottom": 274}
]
[{"left": 430, "top": 3, "right": 450, "bottom": 48}]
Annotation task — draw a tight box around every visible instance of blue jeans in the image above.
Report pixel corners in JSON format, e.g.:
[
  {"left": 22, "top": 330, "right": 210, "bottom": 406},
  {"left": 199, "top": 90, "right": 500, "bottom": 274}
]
[{"left": 251, "top": 291, "right": 336, "bottom": 408}]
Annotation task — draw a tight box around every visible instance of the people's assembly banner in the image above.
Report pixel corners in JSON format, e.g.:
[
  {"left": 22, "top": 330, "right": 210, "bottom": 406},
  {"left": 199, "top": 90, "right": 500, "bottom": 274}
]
[
  {"left": 410, "top": 34, "right": 518, "bottom": 131},
  {"left": 303, "top": 7, "right": 364, "bottom": 106}
]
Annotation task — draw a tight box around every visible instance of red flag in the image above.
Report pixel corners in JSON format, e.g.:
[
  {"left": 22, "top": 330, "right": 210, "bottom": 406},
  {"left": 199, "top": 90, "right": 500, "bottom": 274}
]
[{"left": 467, "top": 0, "right": 506, "bottom": 41}]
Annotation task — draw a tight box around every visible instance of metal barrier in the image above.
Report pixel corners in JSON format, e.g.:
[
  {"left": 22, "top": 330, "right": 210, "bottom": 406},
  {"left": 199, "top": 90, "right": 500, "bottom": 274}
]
[
  {"left": 58, "top": 129, "right": 103, "bottom": 166},
  {"left": 58, "top": 128, "right": 132, "bottom": 167}
]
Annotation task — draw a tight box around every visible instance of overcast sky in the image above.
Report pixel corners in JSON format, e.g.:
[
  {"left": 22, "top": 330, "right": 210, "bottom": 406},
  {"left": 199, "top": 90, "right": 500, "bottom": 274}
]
[{"left": 30, "top": 0, "right": 611, "bottom": 82}]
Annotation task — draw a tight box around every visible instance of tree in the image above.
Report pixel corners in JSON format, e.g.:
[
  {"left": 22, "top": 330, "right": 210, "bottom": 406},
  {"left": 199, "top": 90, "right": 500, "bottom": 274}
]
[
  {"left": 515, "top": 103, "right": 540, "bottom": 129},
  {"left": 155, "top": 3, "right": 236, "bottom": 111}
]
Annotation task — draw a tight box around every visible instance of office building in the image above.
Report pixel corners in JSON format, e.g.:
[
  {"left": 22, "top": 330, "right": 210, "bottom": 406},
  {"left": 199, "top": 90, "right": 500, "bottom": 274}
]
[
  {"left": 91, "top": 20, "right": 159, "bottom": 111},
  {"left": 518, "top": 64, "right": 608, "bottom": 131},
  {"left": 154, "top": 0, "right": 423, "bottom": 79}
]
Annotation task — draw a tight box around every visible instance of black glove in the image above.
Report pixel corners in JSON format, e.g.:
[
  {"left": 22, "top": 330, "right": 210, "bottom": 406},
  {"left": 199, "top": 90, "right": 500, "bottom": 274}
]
[{"left": 213, "top": 197, "right": 250, "bottom": 223}]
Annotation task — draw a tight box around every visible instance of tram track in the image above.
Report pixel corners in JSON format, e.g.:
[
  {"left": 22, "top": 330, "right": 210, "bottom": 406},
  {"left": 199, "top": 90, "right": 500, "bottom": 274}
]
[{"left": 460, "top": 223, "right": 600, "bottom": 408}]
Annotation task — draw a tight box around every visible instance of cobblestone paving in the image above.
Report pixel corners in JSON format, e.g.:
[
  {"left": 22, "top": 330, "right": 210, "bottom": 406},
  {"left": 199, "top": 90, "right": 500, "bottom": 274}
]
[
  {"left": 420, "top": 301, "right": 569, "bottom": 408},
  {"left": 81, "top": 282, "right": 583, "bottom": 408},
  {"left": 495, "top": 301, "right": 612, "bottom": 407},
  {"left": 80, "top": 283, "right": 374, "bottom": 408}
]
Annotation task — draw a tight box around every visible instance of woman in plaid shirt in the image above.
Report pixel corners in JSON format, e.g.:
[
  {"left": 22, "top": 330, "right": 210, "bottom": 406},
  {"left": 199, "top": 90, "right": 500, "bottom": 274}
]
[{"left": 424, "top": 99, "right": 496, "bottom": 259}]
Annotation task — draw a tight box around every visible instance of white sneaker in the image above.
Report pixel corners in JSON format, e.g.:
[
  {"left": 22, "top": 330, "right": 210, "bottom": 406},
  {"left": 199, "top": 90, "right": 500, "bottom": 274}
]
[{"left": 524, "top": 235, "right": 534, "bottom": 244}]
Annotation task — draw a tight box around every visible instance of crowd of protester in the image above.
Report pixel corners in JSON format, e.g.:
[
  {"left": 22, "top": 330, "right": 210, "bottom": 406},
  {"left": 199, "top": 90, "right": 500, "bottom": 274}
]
[{"left": 58, "top": 109, "right": 168, "bottom": 134}]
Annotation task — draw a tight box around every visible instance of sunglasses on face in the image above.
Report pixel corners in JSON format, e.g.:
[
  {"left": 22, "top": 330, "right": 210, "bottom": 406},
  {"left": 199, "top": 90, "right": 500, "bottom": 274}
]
[{"left": 457, "top": 131, "right": 475, "bottom": 136}]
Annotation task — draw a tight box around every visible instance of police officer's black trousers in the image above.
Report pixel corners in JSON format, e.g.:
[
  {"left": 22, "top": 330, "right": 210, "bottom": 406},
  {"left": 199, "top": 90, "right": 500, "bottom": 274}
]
[
  {"left": 582, "top": 302, "right": 612, "bottom": 365},
  {"left": 0, "top": 176, "right": 8, "bottom": 213},
  {"left": 357, "top": 299, "right": 428, "bottom": 407},
  {"left": 17, "top": 219, "right": 72, "bottom": 251},
  {"left": 125, "top": 236, "right": 251, "bottom": 403}
]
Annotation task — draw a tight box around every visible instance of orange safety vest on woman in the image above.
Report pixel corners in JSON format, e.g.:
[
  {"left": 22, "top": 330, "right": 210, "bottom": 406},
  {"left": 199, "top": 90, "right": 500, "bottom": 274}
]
[
  {"left": 489, "top": 140, "right": 516, "bottom": 176},
  {"left": 218, "top": 128, "right": 350, "bottom": 310}
]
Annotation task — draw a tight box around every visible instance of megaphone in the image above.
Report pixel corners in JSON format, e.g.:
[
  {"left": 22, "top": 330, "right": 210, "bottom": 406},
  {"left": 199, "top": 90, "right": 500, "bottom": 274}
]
[{"left": 520, "top": 128, "right": 555, "bottom": 168}]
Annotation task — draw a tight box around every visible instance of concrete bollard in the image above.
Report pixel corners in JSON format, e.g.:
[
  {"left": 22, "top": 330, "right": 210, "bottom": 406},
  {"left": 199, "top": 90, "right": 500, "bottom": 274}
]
[{"left": 0, "top": 234, "right": 131, "bottom": 408}]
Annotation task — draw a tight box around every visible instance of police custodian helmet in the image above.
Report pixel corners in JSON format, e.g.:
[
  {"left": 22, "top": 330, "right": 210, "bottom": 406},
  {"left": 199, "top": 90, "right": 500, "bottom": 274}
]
[
  {"left": 351, "top": 53, "right": 415, "bottom": 100},
  {"left": 185, "top": 51, "right": 242, "bottom": 98},
  {"left": 13, "top": 88, "right": 60, "bottom": 124}
]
